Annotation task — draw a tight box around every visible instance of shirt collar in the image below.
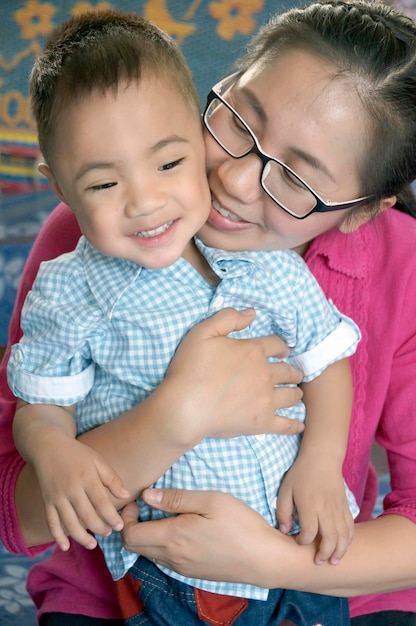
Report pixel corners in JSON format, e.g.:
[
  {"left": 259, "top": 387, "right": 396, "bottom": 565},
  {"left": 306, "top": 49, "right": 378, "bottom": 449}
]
[
  {"left": 195, "top": 237, "right": 274, "bottom": 279},
  {"left": 80, "top": 237, "right": 206, "bottom": 317},
  {"left": 80, "top": 238, "right": 142, "bottom": 317}
]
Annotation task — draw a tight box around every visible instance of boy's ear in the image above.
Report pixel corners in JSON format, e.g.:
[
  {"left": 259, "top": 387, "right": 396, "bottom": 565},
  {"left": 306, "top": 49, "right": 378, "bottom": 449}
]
[
  {"left": 38, "top": 162, "right": 66, "bottom": 203},
  {"left": 339, "top": 196, "right": 396, "bottom": 233}
]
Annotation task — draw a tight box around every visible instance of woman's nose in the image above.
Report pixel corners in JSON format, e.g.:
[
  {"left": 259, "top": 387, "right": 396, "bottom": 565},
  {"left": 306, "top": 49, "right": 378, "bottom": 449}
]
[{"left": 216, "top": 152, "right": 263, "bottom": 204}]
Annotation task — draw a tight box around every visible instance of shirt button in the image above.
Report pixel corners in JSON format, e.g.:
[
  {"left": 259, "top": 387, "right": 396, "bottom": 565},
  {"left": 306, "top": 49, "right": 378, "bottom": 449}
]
[
  {"left": 256, "top": 433, "right": 266, "bottom": 442},
  {"left": 212, "top": 295, "right": 225, "bottom": 308},
  {"left": 14, "top": 347, "right": 23, "bottom": 363}
]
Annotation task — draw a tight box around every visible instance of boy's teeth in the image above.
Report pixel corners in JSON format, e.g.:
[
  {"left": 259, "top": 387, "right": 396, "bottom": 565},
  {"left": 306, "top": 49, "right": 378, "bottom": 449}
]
[
  {"left": 136, "top": 221, "right": 173, "bottom": 238},
  {"left": 212, "top": 200, "right": 240, "bottom": 221}
]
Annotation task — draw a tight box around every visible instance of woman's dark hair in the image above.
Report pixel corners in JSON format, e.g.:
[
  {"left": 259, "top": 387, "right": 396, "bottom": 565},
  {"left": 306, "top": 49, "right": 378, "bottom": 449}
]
[
  {"left": 30, "top": 9, "right": 199, "bottom": 166},
  {"left": 236, "top": 0, "right": 416, "bottom": 218}
]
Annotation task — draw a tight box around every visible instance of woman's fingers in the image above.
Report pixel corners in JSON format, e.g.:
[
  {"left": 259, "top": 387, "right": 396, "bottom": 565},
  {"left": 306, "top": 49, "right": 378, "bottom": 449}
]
[
  {"left": 163, "top": 307, "right": 303, "bottom": 440},
  {"left": 197, "top": 307, "right": 258, "bottom": 337},
  {"left": 120, "top": 489, "right": 276, "bottom": 585}
]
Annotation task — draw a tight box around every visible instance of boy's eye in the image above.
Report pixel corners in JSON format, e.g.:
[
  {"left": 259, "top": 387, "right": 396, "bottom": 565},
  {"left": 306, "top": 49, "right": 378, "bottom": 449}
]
[
  {"left": 89, "top": 182, "right": 117, "bottom": 191},
  {"left": 159, "top": 157, "right": 184, "bottom": 172}
]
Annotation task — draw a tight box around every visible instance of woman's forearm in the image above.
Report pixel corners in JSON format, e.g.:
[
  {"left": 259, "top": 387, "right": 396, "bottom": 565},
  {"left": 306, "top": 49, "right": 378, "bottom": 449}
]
[
  {"left": 130, "top": 488, "right": 416, "bottom": 598},
  {"left": 257, "top": 515, "right": 416, "bottom": 596}
]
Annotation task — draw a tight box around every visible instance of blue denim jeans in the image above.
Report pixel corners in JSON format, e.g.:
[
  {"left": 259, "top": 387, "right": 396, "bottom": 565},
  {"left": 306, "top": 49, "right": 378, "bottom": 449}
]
[{"left": 121, "top": 556, "right": 350, "bottom": 626}]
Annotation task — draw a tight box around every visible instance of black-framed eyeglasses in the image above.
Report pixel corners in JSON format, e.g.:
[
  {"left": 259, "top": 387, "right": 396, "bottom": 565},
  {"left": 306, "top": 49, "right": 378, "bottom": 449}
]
[{"left": 203, "top": 73, "right": 374, "bottom": 220}]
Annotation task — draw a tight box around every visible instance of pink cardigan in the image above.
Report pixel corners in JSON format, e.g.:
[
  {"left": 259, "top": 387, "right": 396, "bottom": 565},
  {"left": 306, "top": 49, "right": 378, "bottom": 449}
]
[{"left": 1, "top": 204, "right": 416, "bottom": 620}]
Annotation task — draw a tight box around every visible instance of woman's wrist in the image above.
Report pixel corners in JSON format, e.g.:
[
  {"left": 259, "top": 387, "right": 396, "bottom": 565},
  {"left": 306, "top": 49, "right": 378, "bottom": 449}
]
[{"left": 232, "top": 523, "right": 311, "bottom": 590}]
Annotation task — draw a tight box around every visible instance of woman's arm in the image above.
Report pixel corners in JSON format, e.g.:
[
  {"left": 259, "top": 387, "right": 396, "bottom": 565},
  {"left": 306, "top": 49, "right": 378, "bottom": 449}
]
[
  {"left": 117, "top": 211, "right": 416, "bottom": 597},
  {"left": 14, "top": 308, "right": 303, "bottom": 548},
  {"left": 1, "top": 204, "right": 304, "bottom": 550},
  {"left": 121, "top": 488, "right": 416, "bottom": 597},
  {"left": 0, "top": 204, "right": 81, "bottom": 555}
]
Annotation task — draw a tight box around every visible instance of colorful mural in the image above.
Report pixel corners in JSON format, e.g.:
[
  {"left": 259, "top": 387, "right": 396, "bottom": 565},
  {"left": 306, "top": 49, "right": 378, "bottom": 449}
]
[{"left": 0, "top": 0, "right": 304, "bottom": 190}]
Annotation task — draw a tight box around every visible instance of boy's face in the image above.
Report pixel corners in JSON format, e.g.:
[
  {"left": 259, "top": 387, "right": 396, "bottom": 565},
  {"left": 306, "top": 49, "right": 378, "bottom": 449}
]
[{"left": 42, "top": 77, "right": 211, "bottom": 269}]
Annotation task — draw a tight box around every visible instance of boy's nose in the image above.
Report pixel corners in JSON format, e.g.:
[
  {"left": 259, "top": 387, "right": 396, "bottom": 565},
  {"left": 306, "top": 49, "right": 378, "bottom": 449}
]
[{"left": 125, "top": 184, "right": 167, "bottom": 218}]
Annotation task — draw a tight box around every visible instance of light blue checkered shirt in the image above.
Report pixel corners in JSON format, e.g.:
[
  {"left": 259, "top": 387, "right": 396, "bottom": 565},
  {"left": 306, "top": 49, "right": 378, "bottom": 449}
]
[{"left": 8, "top": 235, "right": 360, "bottom": 600}]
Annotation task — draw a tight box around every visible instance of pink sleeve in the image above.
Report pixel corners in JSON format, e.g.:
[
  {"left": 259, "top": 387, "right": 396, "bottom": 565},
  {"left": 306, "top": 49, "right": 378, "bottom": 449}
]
[
  {"left": 0, "top": 203, "right": 81, "bottom": 554},
  {"left": 376, "top": 228, "right": 416, "bottom": 523}
]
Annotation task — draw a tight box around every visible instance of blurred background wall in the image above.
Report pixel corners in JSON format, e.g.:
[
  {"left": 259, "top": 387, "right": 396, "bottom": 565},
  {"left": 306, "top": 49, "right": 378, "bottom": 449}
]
[{"left": 0, "top": 0, "right": 308, "bottom": 192}]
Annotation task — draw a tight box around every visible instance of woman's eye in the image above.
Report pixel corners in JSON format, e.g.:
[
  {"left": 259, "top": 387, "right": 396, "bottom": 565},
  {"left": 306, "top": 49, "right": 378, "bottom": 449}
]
[
  {"left": 231, "top": 112, "right": 250, "bottom": 137},
  {"left": 282, "top": 168, "right": 306, "bottom": 192},
  {"left": 90, "top": 182, "right": 117, "bottom": 191},
  {"left": 159, "top": 158, "right": 185, "bottom": 172}
]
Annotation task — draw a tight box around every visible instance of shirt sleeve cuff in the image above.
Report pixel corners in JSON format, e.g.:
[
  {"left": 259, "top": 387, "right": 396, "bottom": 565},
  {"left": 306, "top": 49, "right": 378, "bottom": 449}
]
[{"left": 10, "top": 361, "right": 95, "bottom": 405}]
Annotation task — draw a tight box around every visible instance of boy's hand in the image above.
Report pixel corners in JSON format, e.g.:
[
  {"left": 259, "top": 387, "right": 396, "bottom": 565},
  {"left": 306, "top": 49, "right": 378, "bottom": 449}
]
[
  {"left": 32, "top": 435, "right": 130, "bottom": 551},
  {"left": 276, "top": 454, "right": 354, "bottom": 565}
]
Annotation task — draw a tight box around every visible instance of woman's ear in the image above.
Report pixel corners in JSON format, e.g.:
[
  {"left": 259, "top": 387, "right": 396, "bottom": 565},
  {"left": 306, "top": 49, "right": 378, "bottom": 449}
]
[
  {"left": 38, "top": 162, "right": 67, "bottom": 203},
  {"left": 339, "top": 196, "right": 396, "bottom": 233}
]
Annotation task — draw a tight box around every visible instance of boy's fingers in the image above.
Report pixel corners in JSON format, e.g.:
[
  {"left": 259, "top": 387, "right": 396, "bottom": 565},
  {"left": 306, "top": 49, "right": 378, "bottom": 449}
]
[
  {"left": 46, "top": 502, "right": 98, "bottom": 550},
  {"left": 275, "top": 496, "right": 294, "bottom": 535},
  {"left": 88, "top": 491, "right": 125, "bottom": 532},
  {"left": 314, "top": 530, "right": 338, "bottom": 564},
  {"left": 45, "top": 506, "right": 70, "bottom": 551},
  {"left": 98, "top": 464, "right": 130, "bottom": 499},
  {"left": 295, "top": 509, "right": 320, "bottom": 547}
]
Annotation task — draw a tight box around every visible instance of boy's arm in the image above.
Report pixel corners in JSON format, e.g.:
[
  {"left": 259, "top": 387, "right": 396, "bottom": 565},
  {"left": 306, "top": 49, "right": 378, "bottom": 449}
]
[
  {"left": 13, "top": 399, "right": 128, "bottom": 551},
  {"left": 13, "top": 399, "right": 77, "bottom": 459},
  {"left": 276, "top": 358, "right": 354, "bottom": 564}
]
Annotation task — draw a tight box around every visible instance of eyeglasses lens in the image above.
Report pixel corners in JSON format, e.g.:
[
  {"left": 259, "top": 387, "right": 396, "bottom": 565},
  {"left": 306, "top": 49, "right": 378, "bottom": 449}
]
[{"left": 205, "top": 97, "right": 317, "bottom": 218}]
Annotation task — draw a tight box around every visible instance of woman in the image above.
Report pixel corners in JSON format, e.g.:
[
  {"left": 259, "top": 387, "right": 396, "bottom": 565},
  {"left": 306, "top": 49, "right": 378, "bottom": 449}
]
[
  {"left": 124, "top": 2, "right": 416, "bottom": 624},
  {"left": 1, "top": 0, "right": 416, "bottom": 624}
]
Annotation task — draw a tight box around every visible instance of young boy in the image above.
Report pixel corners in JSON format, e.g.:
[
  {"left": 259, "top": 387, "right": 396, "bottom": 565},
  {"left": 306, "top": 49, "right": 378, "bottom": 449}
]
[{"left": 8, "top": 9, "right": 359, "bottom": 622}]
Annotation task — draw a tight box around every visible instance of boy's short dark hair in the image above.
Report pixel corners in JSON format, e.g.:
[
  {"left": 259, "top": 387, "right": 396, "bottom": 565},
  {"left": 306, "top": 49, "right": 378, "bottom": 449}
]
[{"left": 30, "top": 9, "right": 200, "bottom": 164}]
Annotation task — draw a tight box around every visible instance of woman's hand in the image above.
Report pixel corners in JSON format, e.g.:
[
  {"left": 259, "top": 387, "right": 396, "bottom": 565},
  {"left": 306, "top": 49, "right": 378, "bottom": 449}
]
[
  {"left": 121, "top": 488, "right": 278, "bottom": 586},
  {"left": 122, "top": 489, "right": 416, "bottom": 598},
  {"left": 163, "top": 307, "right": 304, "bottom": 445}
]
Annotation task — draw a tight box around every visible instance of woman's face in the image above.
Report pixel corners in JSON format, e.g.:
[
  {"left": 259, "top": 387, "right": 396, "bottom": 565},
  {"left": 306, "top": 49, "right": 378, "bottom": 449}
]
[{"left": 199, "top": 49, "right": 371, "bottom": 254}]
